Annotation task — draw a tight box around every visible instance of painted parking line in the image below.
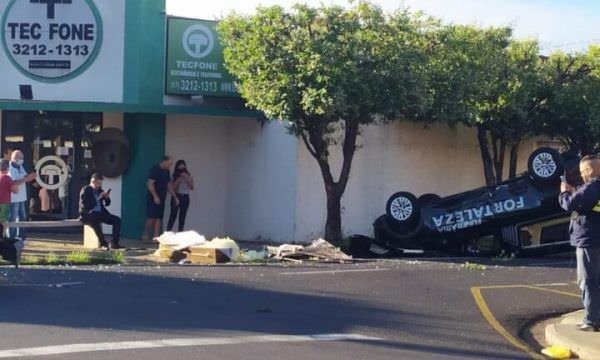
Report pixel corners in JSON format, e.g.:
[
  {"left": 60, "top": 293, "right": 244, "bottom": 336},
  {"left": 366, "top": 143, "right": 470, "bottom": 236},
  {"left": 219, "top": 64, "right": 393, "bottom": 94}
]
[
  {"left": 471, "top": 284, "right": 579, "bottom": 360},
  {"left": 0, "top": 333, "right": 383, "bottom": 359},
  {"left": 280, "top": 268, "right": 390, "bottom": 276},
  {"left": 531, "top": 282, "right": 570, "bottom": 287},
  {"left": 0, "top": 281, "right": 85, "bottom": 288}
]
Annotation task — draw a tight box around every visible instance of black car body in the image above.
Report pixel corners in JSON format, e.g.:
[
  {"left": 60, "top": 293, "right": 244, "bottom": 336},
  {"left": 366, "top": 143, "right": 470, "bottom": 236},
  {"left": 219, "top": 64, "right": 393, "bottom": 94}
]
[{"left": 373, "top": 147, "right": 579, "bottom": 255}]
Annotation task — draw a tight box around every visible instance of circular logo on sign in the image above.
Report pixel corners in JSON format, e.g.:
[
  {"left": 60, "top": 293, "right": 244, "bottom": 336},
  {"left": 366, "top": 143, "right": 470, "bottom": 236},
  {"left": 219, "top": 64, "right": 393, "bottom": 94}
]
[
  {"left": 1, "top": 0, "right": 103, "bottom": 83},
  {"left": 182, "top": 24, "right": 214, "bottom": 59},
  {"left": 35, "top": 156, "right": 69, "bottom": 190}
]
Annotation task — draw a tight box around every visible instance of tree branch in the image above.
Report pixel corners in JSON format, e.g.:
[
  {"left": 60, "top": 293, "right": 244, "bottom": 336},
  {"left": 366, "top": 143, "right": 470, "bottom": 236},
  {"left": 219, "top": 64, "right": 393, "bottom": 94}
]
[
  {"left": 300, "top": 130, "right": 319, "bottom": 160},
  {"left": 337, "top": 119, "right": 360, "bottom": 192}
]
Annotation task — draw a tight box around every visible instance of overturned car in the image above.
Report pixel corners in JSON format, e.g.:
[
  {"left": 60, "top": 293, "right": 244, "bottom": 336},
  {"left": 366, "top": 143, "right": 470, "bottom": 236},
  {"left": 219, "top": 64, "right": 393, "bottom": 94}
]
[{"left": 373, "top": 147, "right": 579, "bottom": 255}]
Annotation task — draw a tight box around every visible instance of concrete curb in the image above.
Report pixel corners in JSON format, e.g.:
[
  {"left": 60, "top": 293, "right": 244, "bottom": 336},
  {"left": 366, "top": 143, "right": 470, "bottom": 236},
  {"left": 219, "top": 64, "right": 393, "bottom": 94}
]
[{"left": 545, "top": 310, "right": 600, "bottom": 360}]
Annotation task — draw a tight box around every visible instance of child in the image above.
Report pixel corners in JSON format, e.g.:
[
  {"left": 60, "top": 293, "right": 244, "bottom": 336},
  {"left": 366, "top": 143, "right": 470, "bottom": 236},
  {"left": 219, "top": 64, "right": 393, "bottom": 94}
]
[{"left": 0, "top": 160, "right": 33, "bottom": 234}]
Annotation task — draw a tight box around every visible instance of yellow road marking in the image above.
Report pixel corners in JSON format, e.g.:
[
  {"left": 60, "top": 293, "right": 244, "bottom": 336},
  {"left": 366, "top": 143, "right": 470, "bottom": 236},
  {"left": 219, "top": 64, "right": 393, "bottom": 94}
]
[
  {"left": 471, "top": 287, "right": 546, "bottom": 360},
  {"left": 526, "top": 285, "right": 579, "bottom": 298},
  {"left": 471, "top": 284, "right": 579, "bottom": 360}
]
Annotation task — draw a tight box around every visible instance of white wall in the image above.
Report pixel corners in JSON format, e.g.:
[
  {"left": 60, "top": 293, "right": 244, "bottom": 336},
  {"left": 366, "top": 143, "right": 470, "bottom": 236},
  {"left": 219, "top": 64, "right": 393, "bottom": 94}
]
[
  {"left": 166, "top": 116, "right": 297, "bottom": 241},
  {"left": 101, "top": 112, "right": 123, "bottom": 233},
  {"left": 165, "top": 115, "right": 230, "bottom": 237},
  {"left": 166, "top": 115, "right": 542, "bottom": 243},
  {"left": 225, "top": 119, "right": 297, "bottom": 242},
  {"left": 294, "top": 121, "right": 537, "bottom": 242}
]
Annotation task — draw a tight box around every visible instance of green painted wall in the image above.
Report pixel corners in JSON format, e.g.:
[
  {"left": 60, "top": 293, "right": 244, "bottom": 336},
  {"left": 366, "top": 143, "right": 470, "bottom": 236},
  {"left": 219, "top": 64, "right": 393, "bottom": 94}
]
[
  {"left": 123, "top": 0, "right": 165, "bottom": 106},
  {"left": 121, "top": 113, "right": 166, "bottom": 239}
]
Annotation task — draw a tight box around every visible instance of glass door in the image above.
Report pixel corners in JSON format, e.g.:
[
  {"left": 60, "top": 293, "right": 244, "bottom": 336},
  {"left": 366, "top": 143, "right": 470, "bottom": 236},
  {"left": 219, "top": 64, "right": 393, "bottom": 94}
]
[{"left": 1, "top": 111, "right": 102, "bottom": 220}]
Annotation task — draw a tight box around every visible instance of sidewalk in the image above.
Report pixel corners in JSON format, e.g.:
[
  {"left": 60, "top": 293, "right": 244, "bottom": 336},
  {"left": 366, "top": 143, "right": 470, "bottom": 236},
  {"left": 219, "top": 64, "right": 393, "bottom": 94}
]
[
  {"left": 21, "top": 235, "right": 158, "bottom": 265},
  {"left": 545, "top": 310, "right": 600, "bottom": 360}
]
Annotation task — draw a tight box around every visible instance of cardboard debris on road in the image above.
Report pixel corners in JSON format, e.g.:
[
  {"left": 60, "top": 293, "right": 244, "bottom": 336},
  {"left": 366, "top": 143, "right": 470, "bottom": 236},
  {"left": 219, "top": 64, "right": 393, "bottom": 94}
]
[
  {"left": 267, "top": 239, "right": 352, "bottom": 263},
  {"left": 153, "top": 232, "right": 238, "bottom": 264}
]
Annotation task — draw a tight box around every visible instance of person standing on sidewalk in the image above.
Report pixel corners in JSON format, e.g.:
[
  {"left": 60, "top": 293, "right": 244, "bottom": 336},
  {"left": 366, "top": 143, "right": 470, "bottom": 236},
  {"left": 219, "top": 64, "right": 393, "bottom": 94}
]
[
  {"left": 142, "top": 156, "right": 177, "bottom": 242},
  {"left": 559, "top": 155, "right": 600, "bottom": 332},
  {"left": 8, "top": 150, "right": 36, "bottom": 240},
  {"left": 166, "top": 160, "right": 194, "bottom": 232},
  {"left": 0, "top": 160, "right": 34, "bottom": 233}
]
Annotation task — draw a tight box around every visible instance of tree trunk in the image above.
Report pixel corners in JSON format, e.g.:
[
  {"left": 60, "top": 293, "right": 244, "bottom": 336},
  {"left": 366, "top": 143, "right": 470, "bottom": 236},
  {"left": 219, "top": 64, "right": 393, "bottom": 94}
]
[
  {"left": 508, "top": 143, "right": 519, "bottom": 179},
  {"left": 490, "top": 134, "right": 506, "bottom": 184},
  {"left": 324, "top": 185, "right": 342, "bottom": 242},
  {"left": 301, "top": 119, "right": 360, "bottom": 243},
  {"left": 476, "top": 125, "right": 495, "bottom": 186}
]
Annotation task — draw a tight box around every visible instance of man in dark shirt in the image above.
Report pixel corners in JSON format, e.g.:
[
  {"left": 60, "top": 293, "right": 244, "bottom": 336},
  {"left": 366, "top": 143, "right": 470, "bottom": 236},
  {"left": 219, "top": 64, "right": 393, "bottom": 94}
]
[
  {"left": 142, "top": 156, "right": 177, "bottom": 242},
  {"left": 79, "top": 173, "right": 122, "bottom": 250},
  {"left": 559, "top": 155, "right": 600, "bottom": 332}
]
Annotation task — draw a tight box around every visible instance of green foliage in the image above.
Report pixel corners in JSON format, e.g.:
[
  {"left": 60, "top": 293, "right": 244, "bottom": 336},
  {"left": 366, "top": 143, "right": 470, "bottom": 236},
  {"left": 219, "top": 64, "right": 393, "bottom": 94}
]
[
  {"left": 463, "top": 262, "right": 487, "bottom": 271},
  {"left": 66, "top": 251, "right": 92, "bottom": 265},
  {"left": 219, "top": 3, "right": 435, "bottom": 240},
  {"left": 219, "top": 3, "right": 432, "bottom": 128},
  {"left": 538, "top": 48, "right": 599, "bottom": 154},
  {"left": 425, "top": 24, "right": 512, "bottom": 126},
  {"left": 21, "top": 255, "right": 41, "bottom": 265},
  {"left": 43, "top": 252, "right": 61, "bottom": 265}
]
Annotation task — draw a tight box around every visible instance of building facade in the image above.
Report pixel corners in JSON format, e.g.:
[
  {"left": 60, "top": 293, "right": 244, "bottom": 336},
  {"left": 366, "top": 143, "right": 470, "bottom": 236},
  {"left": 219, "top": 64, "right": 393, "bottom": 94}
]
[{"left": 0, "top": 0, "right": 541, "bottom": 243}]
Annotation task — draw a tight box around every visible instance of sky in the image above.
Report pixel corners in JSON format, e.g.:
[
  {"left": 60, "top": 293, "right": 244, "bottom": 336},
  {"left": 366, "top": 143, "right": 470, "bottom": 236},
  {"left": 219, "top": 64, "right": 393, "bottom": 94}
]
[{"left": 166, "top": 0, "right": 600, "bottom": 54}]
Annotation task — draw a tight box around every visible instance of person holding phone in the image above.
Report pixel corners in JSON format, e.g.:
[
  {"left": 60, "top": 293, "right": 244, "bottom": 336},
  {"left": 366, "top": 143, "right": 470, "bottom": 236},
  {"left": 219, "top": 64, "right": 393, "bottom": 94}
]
[
  {"left": 167, "top": 160, "right": 194, "bottom": 232},
  {"left": 79, "top": 173, "right": 122, "bottom": 250},
  {"left": 559, "top": 155, "right": 600, "bottom": 332}
]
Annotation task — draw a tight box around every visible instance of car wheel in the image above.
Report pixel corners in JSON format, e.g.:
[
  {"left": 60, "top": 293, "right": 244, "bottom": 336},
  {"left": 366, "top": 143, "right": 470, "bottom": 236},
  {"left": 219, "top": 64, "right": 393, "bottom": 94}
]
[
  {"left": 373, "top": 214, "right": 424, "bottom": 243},
  {"left": 528, "top": 147, "right": 563, "bottom": 183},
  {"left": 386, "top": 191, "right": 420, "bottom": 226},
  {"left": 418, "top": 193, "right": 441, "bottom": 206}
]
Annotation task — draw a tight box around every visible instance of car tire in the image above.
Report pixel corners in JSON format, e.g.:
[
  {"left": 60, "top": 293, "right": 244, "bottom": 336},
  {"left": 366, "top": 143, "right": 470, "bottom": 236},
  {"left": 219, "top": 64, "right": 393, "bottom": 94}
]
[
  {"left": 373, "top": 214, "right": 424, "bottom": 243},
  {"left": 528, "top": 147, "right": 563, "bottom": 183},
  {"left": 386, "top": 191, "right": 420, "bottom": 226},
  {"left": 418, "top": 193, "right": 441, "bottom": 205}
]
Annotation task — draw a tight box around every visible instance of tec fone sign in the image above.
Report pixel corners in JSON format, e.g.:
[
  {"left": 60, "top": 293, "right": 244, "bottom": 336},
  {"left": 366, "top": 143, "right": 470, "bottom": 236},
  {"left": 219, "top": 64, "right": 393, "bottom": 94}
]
[{"left": 1, "top": 0, "right": 103, "bottom": 82}]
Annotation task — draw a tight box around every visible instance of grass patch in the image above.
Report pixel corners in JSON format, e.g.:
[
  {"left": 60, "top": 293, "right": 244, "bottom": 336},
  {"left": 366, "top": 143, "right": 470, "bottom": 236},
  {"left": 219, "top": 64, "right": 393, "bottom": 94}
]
[
  {"left": 66, "top": 251, "right": 91, "bottom": 265},
  {"left": 21, "top": 255, "right": 41, "bottom": 265},
  {"left": 93, "top": 250, "right": 126, "bottom": 265},
  {"left": 11, "top": 250, "right": 127, "bottom": 267},
  {"left": 43, "top": 252, "right": 61, "bottom": 265},
  {"left": 463, "top": 261, "right": 487, "bottom": 271}
]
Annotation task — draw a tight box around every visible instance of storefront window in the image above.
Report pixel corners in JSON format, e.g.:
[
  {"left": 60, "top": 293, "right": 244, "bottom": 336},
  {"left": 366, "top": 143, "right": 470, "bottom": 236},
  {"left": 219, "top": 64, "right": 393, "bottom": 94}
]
[{"left": 1, "top": 111, "right": 102, "bottom": 220}]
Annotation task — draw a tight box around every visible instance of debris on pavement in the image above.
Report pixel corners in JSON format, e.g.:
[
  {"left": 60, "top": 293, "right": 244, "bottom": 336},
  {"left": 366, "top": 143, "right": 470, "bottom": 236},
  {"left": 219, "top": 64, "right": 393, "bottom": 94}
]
[
  {"left": 237, "top": 250, "right": 268, "bottom": 262},
  {"left": 541, "top": 345, "right": 572, "bottom": 359},
  {"left": 267, "top": 239, "right": 352, "bottom": 263},
  {"left": 151, "top": 233, "right": 352, "bottom": 264},
  {"left": 153, "top": 232, "right": 238, "bottom": 264},
  {"left": 154, "top": 231, "right": 206, "bottom": 250}
]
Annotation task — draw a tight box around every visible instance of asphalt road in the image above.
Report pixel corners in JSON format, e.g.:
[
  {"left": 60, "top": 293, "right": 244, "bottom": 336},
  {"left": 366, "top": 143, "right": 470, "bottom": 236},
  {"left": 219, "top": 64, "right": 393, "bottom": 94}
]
[{"left": 0, "top": 255, "right": 583, "bottom": 360}]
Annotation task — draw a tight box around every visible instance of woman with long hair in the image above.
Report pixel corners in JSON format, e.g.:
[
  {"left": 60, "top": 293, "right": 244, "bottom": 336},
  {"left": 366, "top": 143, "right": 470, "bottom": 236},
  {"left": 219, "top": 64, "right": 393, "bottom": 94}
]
[{"left": 167, "top": 160, "right": 194, "bottom": 232}]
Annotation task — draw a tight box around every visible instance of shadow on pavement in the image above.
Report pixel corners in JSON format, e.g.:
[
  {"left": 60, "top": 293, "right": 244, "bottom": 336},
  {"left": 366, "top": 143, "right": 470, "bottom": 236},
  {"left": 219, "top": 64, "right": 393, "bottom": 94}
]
[{"left": 0, "top": 267, "right": 524, "bottom": 359}]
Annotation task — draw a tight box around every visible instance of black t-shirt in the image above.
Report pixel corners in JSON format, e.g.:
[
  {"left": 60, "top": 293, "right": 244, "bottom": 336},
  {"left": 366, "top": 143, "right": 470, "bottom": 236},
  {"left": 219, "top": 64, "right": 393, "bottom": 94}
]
[{"left": 148, "top": 165, "right": 170, "bottom": 199}]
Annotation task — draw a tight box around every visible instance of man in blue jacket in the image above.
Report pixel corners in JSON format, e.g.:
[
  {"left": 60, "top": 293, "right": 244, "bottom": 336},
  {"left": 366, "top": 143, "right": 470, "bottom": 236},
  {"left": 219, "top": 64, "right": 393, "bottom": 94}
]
[{"left": 559, "top": 155, "right": 600, "bottom": 332}]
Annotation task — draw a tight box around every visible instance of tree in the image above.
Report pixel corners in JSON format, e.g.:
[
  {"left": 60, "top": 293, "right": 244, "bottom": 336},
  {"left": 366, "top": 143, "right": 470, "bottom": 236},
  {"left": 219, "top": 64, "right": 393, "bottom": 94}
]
[
  {"left": 425, "top": 25, "right": 513, "bottom": 185},
  {"left": 539, "top": 49, "right": 598, "bottom": 154},
  {"left": 218, "top": 3, "right": 432, "bottom": 241},
  {"left": 484, "top": 40, "right": 547, "bottom": 179}
]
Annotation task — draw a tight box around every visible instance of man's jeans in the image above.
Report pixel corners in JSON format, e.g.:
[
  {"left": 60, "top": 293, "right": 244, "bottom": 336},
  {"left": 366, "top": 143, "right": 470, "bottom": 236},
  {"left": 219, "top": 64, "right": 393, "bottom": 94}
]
[
  {"left": 8, "top": 201, "right": 27, "bottom": 241},
  {"left": 576, "top": 247, "right": 600, "bottom": 325}
]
